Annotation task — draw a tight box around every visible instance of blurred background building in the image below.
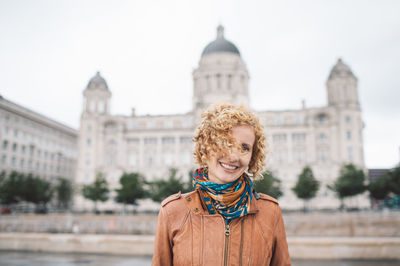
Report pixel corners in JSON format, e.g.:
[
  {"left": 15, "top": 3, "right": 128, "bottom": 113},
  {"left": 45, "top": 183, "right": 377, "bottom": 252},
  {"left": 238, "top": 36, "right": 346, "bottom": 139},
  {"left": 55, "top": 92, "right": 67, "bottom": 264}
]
[
  {"left": 75, "top": 26, "right": 367, "bottom": 211},
  {"left": 0, "top": 96, "right": 77, "bottom": 184}
]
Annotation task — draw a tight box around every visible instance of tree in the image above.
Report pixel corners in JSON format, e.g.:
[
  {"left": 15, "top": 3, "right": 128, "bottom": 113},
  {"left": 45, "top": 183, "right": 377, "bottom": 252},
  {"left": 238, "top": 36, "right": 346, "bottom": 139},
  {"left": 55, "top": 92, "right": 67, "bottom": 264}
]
[
  {"left": 387, "top": 165, "right": 400, "bottom": 195},
  {"left": 149, "top": 168, "right": 190, "bottom": 202},
  {"left": 82, "top": 173, "right": 109, "bottom": 213},
  {"left": 328, "top": 163, "right": 366, "bottom": 209},
  {"left": 55, "top": 177, "right": 74, "bottom": 210},
  {"left": 368, "top": 175, "right": 390, "bottom": 201},
  {"left": 21, "top": 174, "right": 53, "bottom": 213},
  {"left": 254, "top": 171, "right": 283, "bottom": 199},
  {"left": 0, "top": 171, "right": 25, "bottom": 205},
  {"left": 292, "top": 166, "right": 320, "bottom": 211},
  {"left": 115, "top": 172, "right": 147, "bottom": 212}
]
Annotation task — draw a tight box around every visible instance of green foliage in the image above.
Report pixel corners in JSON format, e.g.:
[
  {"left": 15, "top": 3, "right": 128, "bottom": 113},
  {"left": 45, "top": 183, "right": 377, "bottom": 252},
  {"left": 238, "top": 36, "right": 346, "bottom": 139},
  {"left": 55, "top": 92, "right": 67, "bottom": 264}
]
[
  {"left": 328, "top": 163, "right": 366, "bottom": 200},
  {"left": 115, "top": 172, "right": 147, "bottom": 206},
  {"left": 254, "top": 171, "right": 283, "bottom": 199},
  {"left": 22, "top": 174, "right": 53, "bottom": 205},
  {"left": 0, "top": 171, "right": 25, "bottom": 205},
  {"left": 149, "top": 168, "right": 191, "bottom": 202},
  {"left": 387, "top": 165, "right": 400, "bottom": 195},
  {"left": 55, "top": 177, "right": 74, "bottom": 210},
  {"left": 82, "top": 173, "right": 109, "bottom": 212},
  {"left": 292, "top": 166, "right": 320, "bottom": 200},
  {"left": 368, "top": 175, "right": 390, "bottom": 200}
]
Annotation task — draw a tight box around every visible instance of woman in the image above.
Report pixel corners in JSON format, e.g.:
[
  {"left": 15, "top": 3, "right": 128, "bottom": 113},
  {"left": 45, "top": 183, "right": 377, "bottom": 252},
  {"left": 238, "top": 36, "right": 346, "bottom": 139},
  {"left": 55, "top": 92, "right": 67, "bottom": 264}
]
[{"left": 152, "top": 104, "right": 291, "bottom": 266}]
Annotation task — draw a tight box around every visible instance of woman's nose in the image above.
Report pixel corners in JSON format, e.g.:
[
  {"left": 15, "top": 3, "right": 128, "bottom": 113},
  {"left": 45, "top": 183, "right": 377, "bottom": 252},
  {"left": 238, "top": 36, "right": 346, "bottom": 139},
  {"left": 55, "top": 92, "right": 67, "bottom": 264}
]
[{"left": 227, "top": 149, "right": 240, "bottom": 162}]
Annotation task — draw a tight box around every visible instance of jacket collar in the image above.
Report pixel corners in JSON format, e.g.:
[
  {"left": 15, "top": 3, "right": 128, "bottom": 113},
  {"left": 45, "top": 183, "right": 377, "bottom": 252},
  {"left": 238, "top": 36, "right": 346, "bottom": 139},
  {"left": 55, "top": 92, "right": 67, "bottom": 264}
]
[{"left": 183, "top": 189, "right": 260, "bottom": 215}]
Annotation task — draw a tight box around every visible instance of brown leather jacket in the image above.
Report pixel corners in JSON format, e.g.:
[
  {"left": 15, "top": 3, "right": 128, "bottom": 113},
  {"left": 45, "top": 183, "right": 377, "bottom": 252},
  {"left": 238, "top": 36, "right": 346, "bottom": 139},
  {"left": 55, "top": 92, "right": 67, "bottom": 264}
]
[{"left": 152, "top": 190, "right": 291, "bottom": 266}]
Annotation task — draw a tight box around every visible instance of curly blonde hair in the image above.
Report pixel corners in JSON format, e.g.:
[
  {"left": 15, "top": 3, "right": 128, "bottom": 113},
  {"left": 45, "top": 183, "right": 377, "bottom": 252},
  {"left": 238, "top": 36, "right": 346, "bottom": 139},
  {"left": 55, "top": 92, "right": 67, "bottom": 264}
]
[{"left": 193, "top": 104, "right": 266, "bottom": 178}]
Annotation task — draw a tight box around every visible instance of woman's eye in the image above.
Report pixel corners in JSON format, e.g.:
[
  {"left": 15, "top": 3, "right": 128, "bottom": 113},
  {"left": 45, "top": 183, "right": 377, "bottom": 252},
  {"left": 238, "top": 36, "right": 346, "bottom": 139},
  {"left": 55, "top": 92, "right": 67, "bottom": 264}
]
[{"left": 242, "top": 144, "right": 250, "bottom": 152}]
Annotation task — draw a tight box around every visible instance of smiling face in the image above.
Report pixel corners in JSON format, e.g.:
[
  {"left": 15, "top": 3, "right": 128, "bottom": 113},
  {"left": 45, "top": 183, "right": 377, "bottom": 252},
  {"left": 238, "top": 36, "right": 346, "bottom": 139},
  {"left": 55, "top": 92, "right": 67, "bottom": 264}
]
[{"left": 207, "top": 125, "right": 255, "bottom": 184}]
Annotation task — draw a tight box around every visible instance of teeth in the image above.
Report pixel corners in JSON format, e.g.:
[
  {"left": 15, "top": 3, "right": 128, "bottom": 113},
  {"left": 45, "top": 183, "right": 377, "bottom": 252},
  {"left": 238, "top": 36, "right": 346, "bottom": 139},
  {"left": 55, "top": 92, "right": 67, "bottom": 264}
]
[{"left": 220, "top": 162, "right": 238, "bottom": 170}]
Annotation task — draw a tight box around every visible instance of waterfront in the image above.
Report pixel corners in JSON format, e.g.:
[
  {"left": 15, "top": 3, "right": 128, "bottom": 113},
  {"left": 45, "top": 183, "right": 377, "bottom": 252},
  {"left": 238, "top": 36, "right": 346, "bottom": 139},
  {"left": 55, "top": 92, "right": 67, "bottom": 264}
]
[{"left": 0, "top": 252, "right": 399, "bottom": 266}]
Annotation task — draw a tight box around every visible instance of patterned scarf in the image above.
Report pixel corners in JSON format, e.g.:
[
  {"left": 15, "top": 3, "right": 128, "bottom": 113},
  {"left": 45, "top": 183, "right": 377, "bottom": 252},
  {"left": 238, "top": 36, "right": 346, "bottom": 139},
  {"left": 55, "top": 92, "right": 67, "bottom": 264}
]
[{"left": 193, "top": 168, "right": 254, "bottom": 224}]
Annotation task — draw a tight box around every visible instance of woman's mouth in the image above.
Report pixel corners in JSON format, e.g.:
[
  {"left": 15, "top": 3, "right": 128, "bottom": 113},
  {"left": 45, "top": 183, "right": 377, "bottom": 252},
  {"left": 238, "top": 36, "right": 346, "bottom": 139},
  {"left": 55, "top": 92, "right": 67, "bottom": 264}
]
[{"left": 219, "top": 162, "right": 239, "bottom": 170}]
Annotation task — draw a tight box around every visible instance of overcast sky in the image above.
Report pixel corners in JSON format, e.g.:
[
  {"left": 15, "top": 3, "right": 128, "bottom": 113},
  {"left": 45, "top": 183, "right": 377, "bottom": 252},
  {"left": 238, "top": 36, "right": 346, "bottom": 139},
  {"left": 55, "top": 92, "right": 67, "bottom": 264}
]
[{"left": 1, "top": 0, "right": 399, "bottom": 169}]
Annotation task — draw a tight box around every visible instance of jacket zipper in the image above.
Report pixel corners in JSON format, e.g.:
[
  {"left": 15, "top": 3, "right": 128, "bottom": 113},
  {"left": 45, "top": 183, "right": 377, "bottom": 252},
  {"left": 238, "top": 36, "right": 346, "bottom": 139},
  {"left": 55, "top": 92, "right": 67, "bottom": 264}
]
[
  {"left": 224, "top": 223, "right": 230, "bottom": 266},
  {"left": 239, "top": 219, "right": 244, "bottom": 266}
]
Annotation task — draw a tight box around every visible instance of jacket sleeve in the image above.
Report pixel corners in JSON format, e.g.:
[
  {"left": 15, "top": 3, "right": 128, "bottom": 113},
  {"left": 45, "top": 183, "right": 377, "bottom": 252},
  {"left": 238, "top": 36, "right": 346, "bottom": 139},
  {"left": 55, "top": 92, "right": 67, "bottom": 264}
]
[
  {"left": 270, "top": 206, "right": 292, "bottom": 266},
  {"left": 151, "top": 207, "right": 173, "bottom": 266}
]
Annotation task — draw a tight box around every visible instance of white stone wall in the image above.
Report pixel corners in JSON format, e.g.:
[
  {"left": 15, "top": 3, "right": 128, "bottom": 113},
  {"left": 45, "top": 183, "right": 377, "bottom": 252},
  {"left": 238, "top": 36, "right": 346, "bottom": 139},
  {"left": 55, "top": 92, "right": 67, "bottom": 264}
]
[{"left": 0, "top": 96, "right": 77, "bottom": 184}]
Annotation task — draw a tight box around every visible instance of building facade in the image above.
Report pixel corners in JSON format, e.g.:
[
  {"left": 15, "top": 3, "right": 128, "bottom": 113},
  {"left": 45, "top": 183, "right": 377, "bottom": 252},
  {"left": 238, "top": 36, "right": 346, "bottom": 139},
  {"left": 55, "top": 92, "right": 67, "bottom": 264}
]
[
  {"left": 76, "top": 26, "right": 366, "bottom": 211},
  {"left": 0, "top": 96, "right": 77, "bottom": 184}
]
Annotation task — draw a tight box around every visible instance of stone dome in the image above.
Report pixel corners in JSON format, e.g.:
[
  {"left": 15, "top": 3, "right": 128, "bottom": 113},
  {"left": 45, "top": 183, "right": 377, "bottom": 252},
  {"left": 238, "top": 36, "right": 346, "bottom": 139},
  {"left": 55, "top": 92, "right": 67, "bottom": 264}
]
[
  {"left": 328, "top": 59, "right": 356, "bottom": 80},
  {"left": 86, "top": 71, "right": 108, "bottom": 90},
  {"left": 201, "top": 25, "right": 241, "bottom": 57}
]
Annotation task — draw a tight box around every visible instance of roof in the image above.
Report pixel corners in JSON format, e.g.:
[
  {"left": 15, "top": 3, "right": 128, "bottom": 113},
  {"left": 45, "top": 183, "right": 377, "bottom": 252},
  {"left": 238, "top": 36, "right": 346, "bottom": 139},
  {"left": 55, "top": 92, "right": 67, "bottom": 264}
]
[
  {"left": 328, "top": 58, "right": 356, "bottom": 80},
  {"left": 201, "top": 25, "right": 240, "bottom": 57},
  {"left": 86, "top": 71, "right": 109, "bottom": 90}
]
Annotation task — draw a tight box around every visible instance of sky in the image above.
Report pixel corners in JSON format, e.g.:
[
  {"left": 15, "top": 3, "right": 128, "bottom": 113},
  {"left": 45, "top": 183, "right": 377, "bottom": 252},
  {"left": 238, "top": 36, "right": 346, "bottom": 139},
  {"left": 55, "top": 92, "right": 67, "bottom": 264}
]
[{"left": 0, "top": 0, "right": 399, "bottom": 169}]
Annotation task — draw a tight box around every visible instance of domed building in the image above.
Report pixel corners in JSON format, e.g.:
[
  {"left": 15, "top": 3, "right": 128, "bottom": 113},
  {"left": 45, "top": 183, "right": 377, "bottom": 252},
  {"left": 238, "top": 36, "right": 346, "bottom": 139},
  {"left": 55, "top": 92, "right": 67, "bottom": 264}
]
[{"left": 76, "top": 26, "right": 366, "bottom": 211}]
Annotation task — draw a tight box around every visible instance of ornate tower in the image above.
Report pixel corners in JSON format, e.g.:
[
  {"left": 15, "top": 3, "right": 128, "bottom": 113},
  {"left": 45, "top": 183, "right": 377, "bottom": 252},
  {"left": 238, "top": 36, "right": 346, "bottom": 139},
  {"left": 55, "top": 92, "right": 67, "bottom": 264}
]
[
  {"left": 192, "top": 25, "right": 249, "bottom": 117},
  {"left": 326, "top": 59, "right": 364, "bottom": 167},
  {"left": 326, "top": 59, "right": 359, "bottom": 109},
  {"left": 76, "top": 72, "right": 111, "bottom": 209},
  {"left": 82, "top": 71, "right": 111, "bottom": 116}
]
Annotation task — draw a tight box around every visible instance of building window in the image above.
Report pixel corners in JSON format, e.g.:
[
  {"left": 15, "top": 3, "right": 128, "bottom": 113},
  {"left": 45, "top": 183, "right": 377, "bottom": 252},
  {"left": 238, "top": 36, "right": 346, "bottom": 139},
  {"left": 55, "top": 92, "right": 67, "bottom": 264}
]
[
  {"left": 216, "top": 73, "right": 221, "bottom": 89},
  {"left": 347, "top": 147, "right": 353, "bottom": 161},
  {"left": 292, "top": 133, "right": 306, "bottom": 142},
  {"left": 273, "top": 134, "right": 287, "bottom": 143},
  {"left": 28, "top": 160, "right": 32, "bottom": 169},
  {"left": 144, "top": 137, "right": 157, "bottom": 145},
  {"left": 14, "top": 129, "right": 18, "bottom": 138},
  {"left": 2, "top": 140, "right": 8, "bottom": 149},
  {"left": 346, "top": 131, "right": 352, "bottom": 140},
  {"left": 276, "top": 149, "right": 287, "bottom": 163},
  {"left": 275, "top": 115, "right": 282, "bottom": 125},
  {"left": 227, "top": 74, "right": 232, "bottom": 90},
  {"left": 20, "top": 159, "right": 24, "bottom": 168},
  {"left": 89, "top": 100, "right": 95, "bottom": 112},
  {"left": 180, "top": 137, "right": 192, "bottom": 144},
  {"left": 107, "top": 155, "right": 114, "bottom": 166},
  {"left": 295, "top": 115, "right": 302, "bottom": 125},
  {"left": 162, "top": 137, "right": 175, "bottom": 144},
  {"left": 345, "top": 115, "right": 351, "bottom": 124},
  {"left": 127, "top": 138, "right": 140, "bottom": 144},
  {"left": 129, "top": 152, "right": 137, "bottom": 166},
  {"left": 318, "top": 133, "right": 327, "bottom": 141},
  {"left": 4, "top": 127, "right": 9, "bottom": 135},
  {"left": 146, "top": 153, "right": 153, "bottom": 166},
  {"left": 12, "top": 143, "right": 17, "bottom": 152},
  {"left": 131, "top": 120, "right": 137, "bottom": 130},
  {"left": 317, "top": 114, "right": 326, "bottom": 124},
  {"left": 1, "top": 155, "right": 6, "bottom": 165},
  {"left": 98, "top": 101, "right": 105, "bottom": 113},
  {"left": 294, "top": 149, "right": 305, "bottom": 163},
  {"left": 21, "top": 145, "right": 25, "bottom": 154},
  {"left": 11, "top": 157, "right": 16, "bottom": 167},
  {"left": 318, "top": 148, "right": 328, "bottom": 162},
  {"left": 87, "top": 138, "right": 91, "bottom": 147}
]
